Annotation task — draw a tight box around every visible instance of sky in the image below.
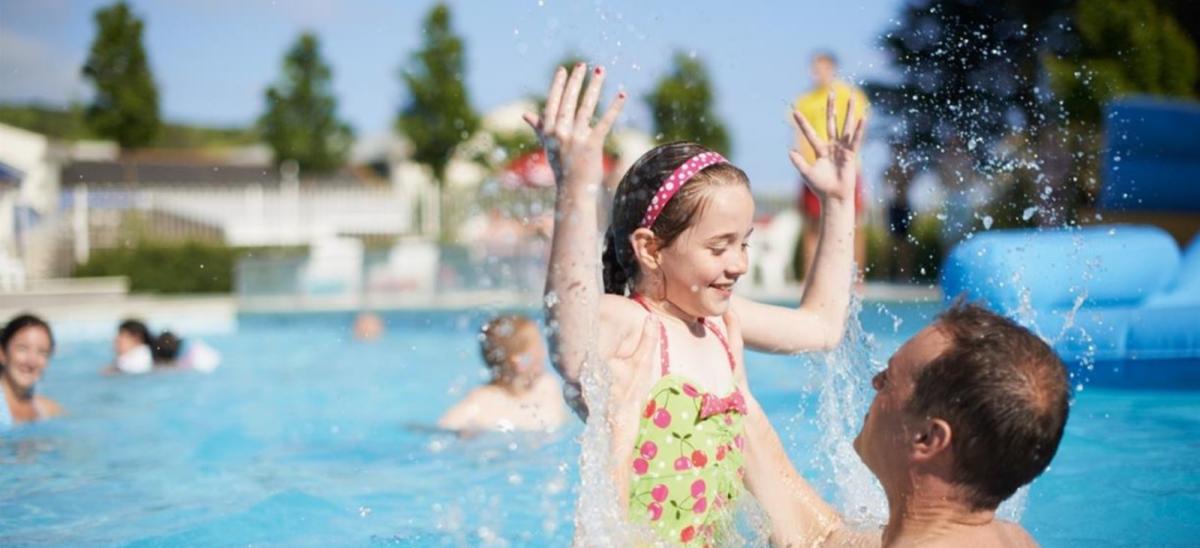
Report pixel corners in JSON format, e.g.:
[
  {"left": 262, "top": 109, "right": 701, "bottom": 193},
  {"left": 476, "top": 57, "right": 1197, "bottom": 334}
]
[{"left": 0, "top": 0, "right": 905, "bottom": 194}]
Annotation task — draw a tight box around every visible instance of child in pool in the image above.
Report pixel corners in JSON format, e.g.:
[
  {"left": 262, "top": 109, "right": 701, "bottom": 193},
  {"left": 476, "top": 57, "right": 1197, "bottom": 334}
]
[
  {"left": 525, "top": 64, "right": 864, "bottom": 544},
  {"left": 151, "top": 331, "right": 221, "bottom": 373},
  {"left": 102, "top": 319, "right": 153, "bottom": 375},
  {"left": 1, "top": 314, "right": 63, "bottom": 427},
  {"left": 437, "top": 314, "right": 568, "bottom": 433}
]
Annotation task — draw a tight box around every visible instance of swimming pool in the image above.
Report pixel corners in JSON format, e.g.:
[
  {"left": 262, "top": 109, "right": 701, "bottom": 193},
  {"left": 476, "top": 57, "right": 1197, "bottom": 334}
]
[{"left": 2, "top": 303, "right": 1197, "bottom": 546}]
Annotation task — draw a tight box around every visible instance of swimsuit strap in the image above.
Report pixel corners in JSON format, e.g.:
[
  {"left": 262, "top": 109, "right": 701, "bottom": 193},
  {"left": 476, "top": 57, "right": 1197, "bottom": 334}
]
[
  {"left": 630, "top": 294, "right": 671, "bottom": 376},
  {"left": 701, "top": 318, "right": 738, "bottom": 373}
]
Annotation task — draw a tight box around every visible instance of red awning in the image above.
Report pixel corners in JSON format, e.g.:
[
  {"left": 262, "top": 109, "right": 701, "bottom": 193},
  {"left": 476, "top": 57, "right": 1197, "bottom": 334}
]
[{"left": 499, "top": 150, "right": 616, "bottom": 189}]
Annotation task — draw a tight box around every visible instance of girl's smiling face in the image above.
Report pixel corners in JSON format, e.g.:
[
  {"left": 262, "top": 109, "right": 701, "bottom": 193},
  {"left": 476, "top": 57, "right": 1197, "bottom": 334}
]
[
  {"left": 657, "top": 184, "right": 754, "bottom": 319},
  {"left": 1, "top": 325, "right": 53, "bottom": 392}
]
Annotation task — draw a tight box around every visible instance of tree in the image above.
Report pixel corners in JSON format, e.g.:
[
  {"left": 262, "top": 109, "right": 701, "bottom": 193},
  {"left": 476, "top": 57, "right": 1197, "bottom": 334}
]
[
  {"left": 1046, "top": 0, "right": 1198, "bottom": 126},
  {"left": 397, "top": 3, "right": 478, "bottom": 181},
  {"left": 258, "top": 32, "right": 353, "bottom": 174},
  {"left": 81, "top": 1, "right": 160, "bottom": 148},
  {"left": 645, "top": 52, "right": 731, "bottom": 155},
  {"left": 867, "top": 1, "right": 1074, "bottom": 172}
]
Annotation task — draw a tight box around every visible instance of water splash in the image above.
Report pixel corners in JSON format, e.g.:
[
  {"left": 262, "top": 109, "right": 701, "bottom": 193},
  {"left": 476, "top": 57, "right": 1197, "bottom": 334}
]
[{"left": 808, "top": 296, "right": 889, "bottom": 527}]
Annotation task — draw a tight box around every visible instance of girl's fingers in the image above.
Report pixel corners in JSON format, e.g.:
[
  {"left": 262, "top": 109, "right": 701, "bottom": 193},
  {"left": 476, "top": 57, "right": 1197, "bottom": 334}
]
[
  {"left": 522, "top": 112, "right": 541, "bottom": 134},
  {"left": 542, "top": 67, "right": 567, "bottom": 134},
  {"left": 593, "top": 90, "right": 627, "bottom": 139},
  {"left": 841, "top": 94, "right": 857, "bottom": 144},
  {"left": 826, "top": 91, "right": 836, "bottom": 141},
  {"left": 556, "top": 63, "right": 588, "bottom": 134},
  {"left": 793, "top": 112, "right": 824, "bottom": 156},
  {"left": 788, "top": 149, "right": 813, "bottom": 180},
  {"left": 575, "top": 65, "right": 605, "bottom": 131},
  {"left": 851, "top": 117, "right": 866, "bottom": 153}
]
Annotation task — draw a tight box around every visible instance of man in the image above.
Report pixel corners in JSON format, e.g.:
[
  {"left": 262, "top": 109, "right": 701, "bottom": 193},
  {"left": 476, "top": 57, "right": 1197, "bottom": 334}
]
[
  {"left": 743, "top": 301, "right": 1071, "bottom": 546},
  {"left": 793, "top": 51, "right": 868, "bottom": 280}
]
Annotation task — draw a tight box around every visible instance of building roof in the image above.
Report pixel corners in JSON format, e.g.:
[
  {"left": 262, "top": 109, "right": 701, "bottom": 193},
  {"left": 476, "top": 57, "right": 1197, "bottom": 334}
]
[{"left": 0, "top": 161, "right": 23, "bottom": 186}]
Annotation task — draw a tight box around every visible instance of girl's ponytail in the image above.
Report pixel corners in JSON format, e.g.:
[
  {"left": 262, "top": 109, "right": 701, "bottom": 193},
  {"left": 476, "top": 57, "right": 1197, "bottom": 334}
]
[{"left": 601, "top": 227, "right": 629, "bottom": 295}]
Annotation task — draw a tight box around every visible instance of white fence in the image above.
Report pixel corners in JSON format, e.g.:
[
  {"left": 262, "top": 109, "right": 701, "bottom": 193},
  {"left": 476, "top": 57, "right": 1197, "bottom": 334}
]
[{"left": 69, "top": 182, "right": 415, "bottom": 248}]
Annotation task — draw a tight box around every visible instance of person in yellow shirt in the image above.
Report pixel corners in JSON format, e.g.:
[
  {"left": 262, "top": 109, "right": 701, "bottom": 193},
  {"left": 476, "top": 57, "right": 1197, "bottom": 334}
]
[{"left": 793, "top": 52, "right": 869, "bottom": 281}]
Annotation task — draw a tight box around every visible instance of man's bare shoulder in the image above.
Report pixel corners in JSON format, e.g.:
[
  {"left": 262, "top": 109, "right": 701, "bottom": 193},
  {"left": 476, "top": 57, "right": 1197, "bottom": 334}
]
[
  {"left": 914, "top": 521, "right": 1037, "bottom": 548},
  {"left": 994, "top": 520, "right": 1038, "bottom": 547}
]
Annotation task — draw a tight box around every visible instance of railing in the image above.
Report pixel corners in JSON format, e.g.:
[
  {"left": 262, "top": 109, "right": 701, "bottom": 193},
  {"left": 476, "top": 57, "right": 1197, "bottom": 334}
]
[{"left": 63, "top": 182, "right": 415, "bottom": 248}]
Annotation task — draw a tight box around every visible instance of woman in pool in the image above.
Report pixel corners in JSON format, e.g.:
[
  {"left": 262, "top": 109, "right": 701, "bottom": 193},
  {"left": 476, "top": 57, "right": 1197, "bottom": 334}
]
[
  {"left": 526, "top": 64, "right": 864, "bottom": 544},
  {"left": 438, "top": 314, "right": 568, "bottom": 433},
  {"left": 102, "top": 319, "right": 153, "bottom": 375},
  {"left": 1, "top": 314, "right": 63, "bottom": 427}
]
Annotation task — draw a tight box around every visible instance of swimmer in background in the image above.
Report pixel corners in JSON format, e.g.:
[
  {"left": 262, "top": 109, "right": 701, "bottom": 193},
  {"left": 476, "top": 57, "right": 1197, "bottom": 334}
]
[
  {"left": 102, "top": 319, "right": 153, "bottom": 375},
  {"left": 437, "top": 314, "right": 568, "bottom": 433},
  {"left": 353, "top": 311, "right": 385, "bottom": 342},
  {"left": 1, "top": 314, "right": 63, "bottom": 427},
  {"left": 151, "top": 331, "right": 221, "bottom": 373}
]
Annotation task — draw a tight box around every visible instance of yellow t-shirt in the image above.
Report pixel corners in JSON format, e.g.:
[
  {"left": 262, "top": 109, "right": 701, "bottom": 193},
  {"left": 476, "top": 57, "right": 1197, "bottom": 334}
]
[{"left": 793, "top": 80, "right": 868, "bottom": 162}]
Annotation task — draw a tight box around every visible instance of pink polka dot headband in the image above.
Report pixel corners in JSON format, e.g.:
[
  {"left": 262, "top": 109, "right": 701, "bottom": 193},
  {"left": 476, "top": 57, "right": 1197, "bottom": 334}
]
[{"left": 638, "top": 151, "right": 729, "bottom": 229}]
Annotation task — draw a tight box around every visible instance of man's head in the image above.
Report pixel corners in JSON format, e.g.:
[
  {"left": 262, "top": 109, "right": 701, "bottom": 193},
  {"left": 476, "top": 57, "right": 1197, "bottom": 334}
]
[
  {"left": 480, "top": 314, "right": 545, "bottom": 388},
  {"left": 811, "top": 51, "right": 838, "bottom": 88},
  {"left": 854, "top": 301, "right": 1070, "bottom": 511}
]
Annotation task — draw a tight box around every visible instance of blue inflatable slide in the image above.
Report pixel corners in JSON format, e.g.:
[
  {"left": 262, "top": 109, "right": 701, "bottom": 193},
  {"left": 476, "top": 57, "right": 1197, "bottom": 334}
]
[{"left": 942, "top": 98, "right": 1200, "bottom": 388}]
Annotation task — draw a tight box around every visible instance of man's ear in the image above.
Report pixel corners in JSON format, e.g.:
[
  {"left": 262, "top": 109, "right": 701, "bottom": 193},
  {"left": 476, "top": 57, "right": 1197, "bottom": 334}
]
[
  {"left": 910, "top": 417, "right": 952, "bottom": 463},
  {"left": 630, "top": 228, "right": 661, "bottom": 273}
]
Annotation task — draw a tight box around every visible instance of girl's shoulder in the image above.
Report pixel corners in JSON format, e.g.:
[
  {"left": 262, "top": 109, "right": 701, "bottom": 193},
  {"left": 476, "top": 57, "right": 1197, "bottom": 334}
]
[
  {"left": 34, "top": 396, "right": 63, "bottom": 418},
  {"left": 599, "top": 294, "right": 652, "bottom": 356},
  {"left": 599, "top": 294, "right": 649, "bottom": 327}
]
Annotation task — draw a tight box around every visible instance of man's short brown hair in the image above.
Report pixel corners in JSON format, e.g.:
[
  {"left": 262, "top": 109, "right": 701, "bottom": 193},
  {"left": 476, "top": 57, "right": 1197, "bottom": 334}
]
[
  {"left": 907, "top": 300, "right": 1070, "bottom": 510},
  {"left": 480, "top": 314, "right": 539, "bottom": 376}
]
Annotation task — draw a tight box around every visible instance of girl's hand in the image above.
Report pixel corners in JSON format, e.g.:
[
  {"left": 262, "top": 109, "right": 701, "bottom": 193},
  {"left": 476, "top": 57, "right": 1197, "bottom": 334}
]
[
  {"left": 606, "top": 316, "right": 661, "bottom": 504},
  {"left": 523, "top": 63, "right": 626, "bottom": 192},
  {"left": 790, "top": 93, "right": 866, "bottom": 204}
]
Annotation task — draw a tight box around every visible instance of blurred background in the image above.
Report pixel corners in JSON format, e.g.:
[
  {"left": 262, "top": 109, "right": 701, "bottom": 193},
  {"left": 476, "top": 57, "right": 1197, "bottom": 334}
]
[
  {"left": 3, "top": 1, "right": 1200, "bottom": 545},
  {"left": 1, "top": 0, "right": 1197, "bottom": 324}
]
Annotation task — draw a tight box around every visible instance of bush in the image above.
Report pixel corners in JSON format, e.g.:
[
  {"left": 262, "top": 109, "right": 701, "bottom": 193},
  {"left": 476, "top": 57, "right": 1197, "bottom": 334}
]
[{"left": 73, "top": 241, "right": 237, "bottom": 293}]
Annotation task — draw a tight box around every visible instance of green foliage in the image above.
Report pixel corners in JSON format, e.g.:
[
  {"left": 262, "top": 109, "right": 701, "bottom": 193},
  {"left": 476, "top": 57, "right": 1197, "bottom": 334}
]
[
  {"left": 1047, "top": 0, "right": 1199, "bottom": 125},
  {"left": 397, "top": 3, "right": 478, "bottom": 181},
  {"left": 258, "top": 32, "right": 353, "bottom": 174},
  {"left": 867, "top": 0, "right": 1073, "bottom": 172},
  {"left": 81, "top": 1, "right": 160, "bottom": 148},
  {"left": 73, "top": 241, "right": 236, "bottom": 294},
  {"left": 0, "top": 103, "right": 91, "bottom": 140},
  {"left": 646, "top": 52, "right": 731, "bottom": 155},
  {"left": 0, "top": 103, "right": 256, "bottom": 148}
]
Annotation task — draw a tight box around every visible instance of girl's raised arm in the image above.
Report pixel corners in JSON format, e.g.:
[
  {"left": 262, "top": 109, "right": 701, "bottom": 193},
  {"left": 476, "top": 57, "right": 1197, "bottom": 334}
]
[
  {"left": 524, "top": 64, "right": 626, "bottom": 415},
  {"left": 735, "top": 92, "right": 865, "bottom": 354}
]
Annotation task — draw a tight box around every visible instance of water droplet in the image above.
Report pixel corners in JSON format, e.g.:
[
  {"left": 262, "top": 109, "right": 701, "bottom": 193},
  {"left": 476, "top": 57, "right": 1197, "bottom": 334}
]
[
  {"left": 358, "top": 506, "right": 372, "bottom": 517},
  {"left": 981, "top": 215, "right": 993, "bottom": 230}
]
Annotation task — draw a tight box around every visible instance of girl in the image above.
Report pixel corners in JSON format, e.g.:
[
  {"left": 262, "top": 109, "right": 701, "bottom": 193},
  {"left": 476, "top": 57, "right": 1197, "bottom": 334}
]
[
  {"left": 1, "top": 314, "right": 63, "bottom": 428},
  {"left": 526, "top": 64, "right": 864, "bottom": 544}
]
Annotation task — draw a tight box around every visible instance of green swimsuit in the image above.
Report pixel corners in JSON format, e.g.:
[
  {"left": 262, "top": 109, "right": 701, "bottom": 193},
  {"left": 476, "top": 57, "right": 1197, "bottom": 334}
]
[{"left": 627, "top": 295, "right": 747, "bottom": 546}]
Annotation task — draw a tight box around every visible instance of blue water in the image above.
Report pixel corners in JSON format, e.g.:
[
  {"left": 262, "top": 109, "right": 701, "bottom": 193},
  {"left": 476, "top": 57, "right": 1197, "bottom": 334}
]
[{"left": 2, "top": 304, "right": 1197, "bottom": 546}]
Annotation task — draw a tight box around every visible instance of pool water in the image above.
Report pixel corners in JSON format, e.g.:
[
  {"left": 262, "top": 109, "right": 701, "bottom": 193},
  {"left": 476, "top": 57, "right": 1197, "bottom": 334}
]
[{"left": 2, "top": 304, "right": 1198, "bottom": 546}]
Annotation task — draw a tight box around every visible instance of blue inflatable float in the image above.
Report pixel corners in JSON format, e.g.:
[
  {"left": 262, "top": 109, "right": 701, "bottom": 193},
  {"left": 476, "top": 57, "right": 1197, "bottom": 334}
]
[
  {"left": 942, "top": 97, "right": 1200, "bottom": 388},
  {"left": 942, "top": 226, "right": 1200, "bottom": 388}
]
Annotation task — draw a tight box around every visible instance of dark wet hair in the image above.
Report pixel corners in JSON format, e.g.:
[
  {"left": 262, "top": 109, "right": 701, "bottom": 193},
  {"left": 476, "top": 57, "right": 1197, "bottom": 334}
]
[
  {"left": 602, "top": 142, "right": 750, "bottom": 295},
  {"left": 118, "top": 319, "right": 152, "bottom": 346},
  {"left": 1, "top": 313, "right": 55, "bottom": 355},
  {"left": 152, "top": 331, "right": 182, "bottom": 364},
  {"left": 907, "top": 300, "right": 1070, "bottom": 510}
]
